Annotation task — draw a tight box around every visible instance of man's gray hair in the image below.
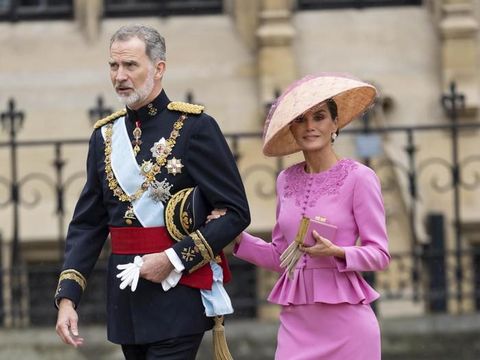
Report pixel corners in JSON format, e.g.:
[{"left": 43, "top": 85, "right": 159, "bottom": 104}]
[{"left": 110, "top": 24, "right": 166, "bottom": 62}]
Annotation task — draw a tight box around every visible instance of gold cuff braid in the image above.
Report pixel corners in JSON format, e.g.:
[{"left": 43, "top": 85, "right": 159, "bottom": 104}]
[
  {"left": 57, "top": 269, "right": 87, "bottom": 291},
  {"left": 189, "top": 230, "right": 213, "bottom": 273},
  {"left": 195, "top": 230, "right": 214, "bottom": 260}
]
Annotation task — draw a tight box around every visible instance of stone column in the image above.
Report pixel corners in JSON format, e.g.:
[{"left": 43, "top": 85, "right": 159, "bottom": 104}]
[
  {"left": 438, "top": 0, "right": 479, "bottom": 115},
  {"left": 74, "top": 0, "right": 103, "bottom": 42},
  {"left": 227, "top": 0, "right": 261, "bottom": 51},
  {"left": 256, "top": 0, "right": 296, "bottom": 119}
]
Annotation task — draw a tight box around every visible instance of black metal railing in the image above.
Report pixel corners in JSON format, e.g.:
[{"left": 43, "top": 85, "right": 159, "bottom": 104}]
[
  {"left": 1, "top": 82, "right": 480, "bottom": 325},
  {"left": 3, "top": 245, "right": 478, "bottom": 326}
]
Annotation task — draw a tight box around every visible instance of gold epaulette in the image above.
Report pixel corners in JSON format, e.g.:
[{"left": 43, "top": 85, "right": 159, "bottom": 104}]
[
  {"left": 167, "top": 101, "right": 204, "bottom": 114},
  {"left": 93, "top": 109, "right": 127, "bottom": 129}
]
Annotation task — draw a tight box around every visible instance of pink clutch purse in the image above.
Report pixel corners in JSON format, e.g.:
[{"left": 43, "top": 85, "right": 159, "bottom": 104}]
[
  {"left": 295, "top": 216, "right": 337, "bottom": 247},
  {"left": 281, "top": 216, "right": 338, "bottom": 278}
]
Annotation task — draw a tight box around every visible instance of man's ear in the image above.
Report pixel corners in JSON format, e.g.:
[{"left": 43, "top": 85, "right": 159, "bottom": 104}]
[{"left": 155, "top": 61, "right": 166, "bottom": 79}]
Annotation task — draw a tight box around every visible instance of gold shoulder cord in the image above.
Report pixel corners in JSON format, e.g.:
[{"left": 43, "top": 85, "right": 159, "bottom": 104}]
[
  {"left": 167, "top": 102, "right": 204, "bottom": 114},
  {"left": 93, "top": 109, "right": 127, "bottom": 129}
]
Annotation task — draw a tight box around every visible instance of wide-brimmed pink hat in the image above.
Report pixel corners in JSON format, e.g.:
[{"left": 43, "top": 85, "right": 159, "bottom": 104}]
[{"left": 262, "top": 73, "right": 377, "bottom": 157}]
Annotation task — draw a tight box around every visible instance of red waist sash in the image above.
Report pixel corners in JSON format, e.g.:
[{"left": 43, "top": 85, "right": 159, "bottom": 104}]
[{"left": 109, "top": 226, "right": 231, "bottom": 290}]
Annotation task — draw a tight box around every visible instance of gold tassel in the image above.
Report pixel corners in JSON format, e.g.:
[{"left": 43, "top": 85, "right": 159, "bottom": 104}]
[
  {"left": 213, "top": 316, "right": 233, "bottom": 360},
  {"left": 280, "top": 241, "right": 302, "bottom": 279},
  {"left": 280, "top": 217, "right": 310, "bottom": 279}
]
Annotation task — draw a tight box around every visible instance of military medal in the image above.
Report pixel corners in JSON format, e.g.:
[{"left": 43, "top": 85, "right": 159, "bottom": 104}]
[
  {"left": 140, "top": 160, "right": 155, "bottom": 176},
  {"left": 132, "top": 120, "right": 142, "bottom": 156},
  {"left": 103, "top": 114, "right": 187, "bottom": 203},
  {"left": 124, "top": 206, "right": 136, "bottom": 225},
  {"left": 150, "top": 138, "right": 167, "bottom": 158},
  {"left": 166, "top": 157, "right": 184, "bottom": 175},
  {"left": 149, "top": 178, "right": 173, "bottom": 203}
]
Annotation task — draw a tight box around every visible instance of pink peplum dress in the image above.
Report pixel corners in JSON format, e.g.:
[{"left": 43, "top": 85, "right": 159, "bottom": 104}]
[{"left": 234, "top": 158, "right": 390, "bottom": 360}]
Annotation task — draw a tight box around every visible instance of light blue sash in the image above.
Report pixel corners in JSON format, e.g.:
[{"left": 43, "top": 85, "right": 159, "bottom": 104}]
[{"left": 101, "top": 116, "right": 164, "bottom": 227}]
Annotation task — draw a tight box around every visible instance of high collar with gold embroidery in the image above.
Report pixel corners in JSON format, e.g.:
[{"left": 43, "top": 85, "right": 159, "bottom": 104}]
[{"left": 126, "top": 90, "right": 170, "bottom": 124}]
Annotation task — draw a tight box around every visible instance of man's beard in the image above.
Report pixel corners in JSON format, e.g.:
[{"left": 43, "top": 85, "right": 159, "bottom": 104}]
[{"left": 116, "top": 70, "right": 155, "bottom": 107}]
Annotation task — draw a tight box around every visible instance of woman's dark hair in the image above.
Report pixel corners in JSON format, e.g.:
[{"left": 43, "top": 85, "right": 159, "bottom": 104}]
[
  {"left": 326, "top": 98, "right": 339, "bottom": 142},
  {"left": 325, "top": 98, "right": 338, "bottom": 119}
]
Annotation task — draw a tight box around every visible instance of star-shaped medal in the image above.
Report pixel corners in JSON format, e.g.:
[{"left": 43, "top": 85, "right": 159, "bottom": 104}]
[
  {"left": 166, "top": 157, "right": 184, "bottom": 175},
  {"left": 150, "top": 138, "right": 167, "bottom": 159},
  {"left": 149, "top": 179, "right": 173, "bottom": 203}
]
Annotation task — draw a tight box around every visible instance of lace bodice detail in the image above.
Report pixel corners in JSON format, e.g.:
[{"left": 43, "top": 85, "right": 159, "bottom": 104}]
[{"left": 283, "top": 159, "right": 358, "bottom": 210}]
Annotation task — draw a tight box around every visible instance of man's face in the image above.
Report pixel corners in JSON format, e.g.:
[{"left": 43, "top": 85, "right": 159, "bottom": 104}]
[{"left": 109, "top": 37, "right": 161, "bottom": 109}]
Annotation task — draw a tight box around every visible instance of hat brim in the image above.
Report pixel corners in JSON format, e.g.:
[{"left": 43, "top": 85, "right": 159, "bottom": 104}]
[{"left": 262, "top": 75, "right": 377, "bottom": 157}]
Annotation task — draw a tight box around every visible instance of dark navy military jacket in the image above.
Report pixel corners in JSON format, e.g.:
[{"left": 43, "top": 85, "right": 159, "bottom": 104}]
[{"left": 54, "top": 90, "right": 250, "bottom": 344}]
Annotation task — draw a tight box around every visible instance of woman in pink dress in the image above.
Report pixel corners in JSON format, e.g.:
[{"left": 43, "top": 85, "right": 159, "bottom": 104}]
[{"left": 232, "top": 74, "right": 390, "bottom": 360}]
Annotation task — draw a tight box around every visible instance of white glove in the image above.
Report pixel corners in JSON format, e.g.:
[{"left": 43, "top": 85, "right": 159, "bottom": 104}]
[{"left": 116, "top": 256, "right": 143, "bottom": 292}]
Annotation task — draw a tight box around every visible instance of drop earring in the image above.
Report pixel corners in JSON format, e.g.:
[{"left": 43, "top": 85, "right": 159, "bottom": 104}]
[{"left": 331, "top": 132, "right": 337, "bottom": 142}]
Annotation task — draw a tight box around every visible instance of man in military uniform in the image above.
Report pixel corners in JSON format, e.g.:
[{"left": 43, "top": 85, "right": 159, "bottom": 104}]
[{"left": 54, "top": 24, "right": 250, "bottom": 360}]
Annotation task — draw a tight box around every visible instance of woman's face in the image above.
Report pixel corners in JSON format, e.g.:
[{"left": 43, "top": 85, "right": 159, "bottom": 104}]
[{"left": 290, "top": 102, "right": 338, "bottom": 152}]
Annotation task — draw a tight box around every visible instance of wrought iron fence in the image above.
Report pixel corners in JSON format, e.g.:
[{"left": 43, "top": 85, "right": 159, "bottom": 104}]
[{"left": 1, "top": 82, "right": 480, "bottom": 326}]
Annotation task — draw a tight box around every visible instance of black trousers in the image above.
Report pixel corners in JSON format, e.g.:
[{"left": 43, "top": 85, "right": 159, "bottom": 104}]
[{"left": 121, "top": 333, "right": 204, "bottom": 360}]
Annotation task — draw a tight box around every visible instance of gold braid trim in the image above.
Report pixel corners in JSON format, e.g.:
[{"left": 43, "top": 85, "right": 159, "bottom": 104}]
[
  {"left": 167, "top": 101, "right": 204, "bottom": 114},
  {"left": 179, "top": 188, "right": 194, "bottom": 234},
  {"left": 93, "top": 109, "right": 127, "bottom": 129},
  {"left": 195, "top": 230, "right": 214, "bottom": 260},
  {"left": 165, "top": 188, "right": 191, "bottom": 241},
  {"left": 189, "top": 231, "right": 212, "bottom": 273},
  {"left": 57, "top": 269, "right": 87, "bottom": 291}
]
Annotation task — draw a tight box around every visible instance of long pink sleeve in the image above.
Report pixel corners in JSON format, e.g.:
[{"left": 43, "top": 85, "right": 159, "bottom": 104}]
[
  {"left": 336, "top": 167, "right": 390, "bottom": 272},
  {"left": 234, "top": 174, "right": 288, "bottom": 273}
]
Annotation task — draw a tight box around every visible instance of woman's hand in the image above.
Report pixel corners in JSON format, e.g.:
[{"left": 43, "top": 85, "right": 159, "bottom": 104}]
[
  {"left": 234, "top": 233, "right": 243, "bottom": 245},
  {"left": 206, "top": 208, "right": 227, "bottom": 223},
  {"left": 300, "top": 230, "right": 345, "bottom": 258}
]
